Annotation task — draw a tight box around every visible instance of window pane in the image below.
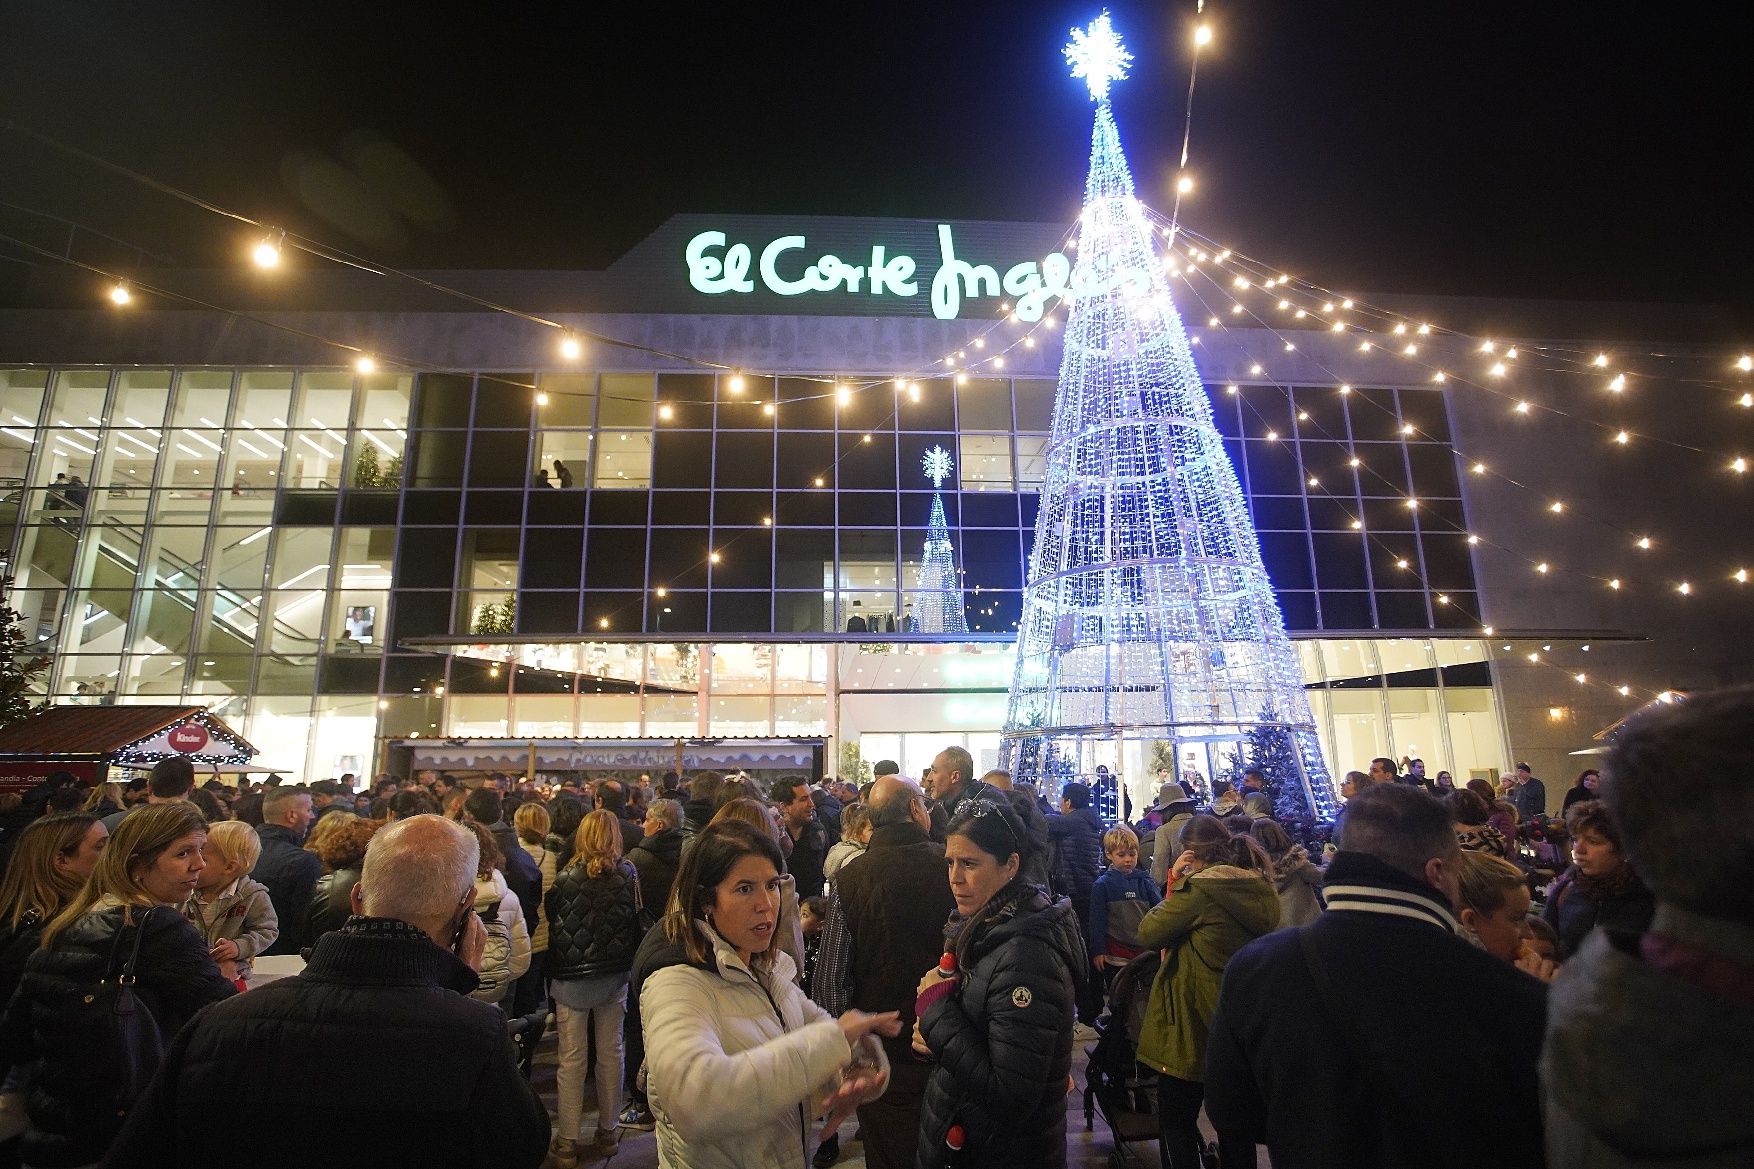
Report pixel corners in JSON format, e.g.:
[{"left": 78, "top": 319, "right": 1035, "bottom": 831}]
[
  {"left": 538, "top": 374, "right": 595, "bottom": 427},
  {"left": 959, "top": 435, "right": 1013, "bottom": 490},
  {"left": 594, "top": 432, "right": 652, "bottom": 488},
  {"left": 295, "top": 371, "right": 355, "bottom": 431},
  {"left": 599, "top": 374, "right": 654, "bottom": 427}
]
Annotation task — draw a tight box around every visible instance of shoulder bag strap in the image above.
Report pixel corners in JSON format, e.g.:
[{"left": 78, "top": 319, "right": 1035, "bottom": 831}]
[{"left": 118, "top": 905, "right": 155, "bottom": 983}]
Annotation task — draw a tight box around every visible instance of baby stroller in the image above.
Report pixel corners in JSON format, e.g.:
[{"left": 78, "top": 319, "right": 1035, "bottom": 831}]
[{"left": 1083, "top": 950, "right": 1164, "bottom": 1169}]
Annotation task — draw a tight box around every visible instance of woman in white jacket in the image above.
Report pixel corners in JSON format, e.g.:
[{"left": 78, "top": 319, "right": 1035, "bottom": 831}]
[
  {"left": 637, "top": 819, "right": 900, "bottom": 1169},
  {"left": 461, "top": 820, "right": 530, "bottom": 1005}
]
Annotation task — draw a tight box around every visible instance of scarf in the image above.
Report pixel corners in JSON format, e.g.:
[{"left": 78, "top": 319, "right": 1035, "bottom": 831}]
[{"left": 1571, "top": 863, "right": 1639, "bottom": 903}]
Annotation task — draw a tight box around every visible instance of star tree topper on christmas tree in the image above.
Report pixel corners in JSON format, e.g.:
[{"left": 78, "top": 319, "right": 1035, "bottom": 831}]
[{"left": 1065, "top": 11, "right": 1133, "bottom": 102}]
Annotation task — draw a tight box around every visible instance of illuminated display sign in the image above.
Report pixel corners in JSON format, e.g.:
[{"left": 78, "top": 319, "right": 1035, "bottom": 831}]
[{"left": 685, "top": 224, "right": 1075, "bottom": 321}]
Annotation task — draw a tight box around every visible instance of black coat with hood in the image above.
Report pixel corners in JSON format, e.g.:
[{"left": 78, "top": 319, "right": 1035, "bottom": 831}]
[
  {"left": 916, "top": 884, "right": 1087, "bottom": 1169},
  {"left": 627, "top": 827, "right": 684, "bottom": 916}
]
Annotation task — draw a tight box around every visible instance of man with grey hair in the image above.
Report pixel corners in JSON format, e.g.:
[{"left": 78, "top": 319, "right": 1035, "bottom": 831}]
[
  {"left": 813, "top": 776, "right": 955, "bottom": 1169},
  {"left": 1542, "top": 686, "right": 1754, "bottom": 1168},
  {"left": 629, "top": 797, "right": 684, "bottom": 913},
  {"left": 923, "top": 744, "right": 1000, "bottom": 841},
  {"left": 110, "top": 815, "right": 550, "bottom": 1166},
  {"left": 1204, "top": 783, "right": 1547, "bottom": 1167}
]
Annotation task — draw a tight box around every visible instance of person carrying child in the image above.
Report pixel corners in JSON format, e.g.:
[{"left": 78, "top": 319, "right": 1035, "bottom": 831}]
[
  {"left": 183, "top": 820, "right": 280, "bottom": 990},
  {"left": 1087, "top": 826, "right": 1161, "bottom": 996}
]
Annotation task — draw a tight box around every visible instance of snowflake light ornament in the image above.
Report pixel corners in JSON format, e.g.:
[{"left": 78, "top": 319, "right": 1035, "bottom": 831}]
[
  {"left": 1065, "top": 11, "right": 1132, "bottom": 102},
  {"left": 921, "top": 445, "right": 953, "bottom": 488}
]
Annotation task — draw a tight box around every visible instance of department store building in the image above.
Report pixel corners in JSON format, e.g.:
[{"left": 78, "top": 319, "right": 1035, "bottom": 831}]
[{"left": 1, "top": 214, "right": 1742, "bottom": 809}]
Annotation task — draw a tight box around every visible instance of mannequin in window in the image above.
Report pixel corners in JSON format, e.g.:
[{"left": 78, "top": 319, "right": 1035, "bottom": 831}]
[
  {"left": 845, "top": 600, "right": 868, "bottom": 633},
  {"left": 899, "top": 603, "right": 918, "bottom": 633}
]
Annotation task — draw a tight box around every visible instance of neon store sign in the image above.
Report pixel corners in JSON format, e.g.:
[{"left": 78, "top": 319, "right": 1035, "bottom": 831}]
[{"left": 685, "top": 224, "right": 1073, "bottom": 321}]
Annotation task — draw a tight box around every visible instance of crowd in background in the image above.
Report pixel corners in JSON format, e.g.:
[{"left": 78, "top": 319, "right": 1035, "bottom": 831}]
[{"left": 0, "top": 686, "right": 1744, "bottom": 1169}]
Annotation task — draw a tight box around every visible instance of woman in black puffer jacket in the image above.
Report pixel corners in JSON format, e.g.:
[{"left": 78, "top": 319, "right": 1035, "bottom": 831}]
[
  {"left": 915, "top": 800, "right": 1087, "bottom": 1169},
  {"left": 544, "top": 809, "right": 645, "bottom": 1168},
  {"left": 0, "top": 802, "right": 235, "bottom": 1167}
]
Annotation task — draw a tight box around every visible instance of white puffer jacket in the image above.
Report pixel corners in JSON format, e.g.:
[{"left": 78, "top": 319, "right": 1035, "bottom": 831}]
[{"left": 642, "top": 921, "right": 850, "bottom": 1169}]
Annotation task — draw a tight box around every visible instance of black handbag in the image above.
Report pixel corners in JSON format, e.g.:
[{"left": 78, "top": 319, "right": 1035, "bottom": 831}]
[{"left": 90, "top": 905, "right": 167, "bottom": 1113}]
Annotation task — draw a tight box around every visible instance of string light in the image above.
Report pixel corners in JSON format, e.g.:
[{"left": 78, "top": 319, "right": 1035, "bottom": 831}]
[
  {"left": 1637, "top": 537, "right": 1652, "bottom": 550},
  {"left": 252, "top": 229, "right": 285, "bottom": 269},
  {"left": 727, "top": 372, "right": 746, "bottom": 393},
  {"left": 108, "top": 281, "right": 131, "bottom": 305},
  {"left": 559, "top": 333, "right": 583, "bottom": 361},
  {"left": 1739, "top": 355, "right": 1754, "bottom": 372},
  {"left": 354, "top": 355, "right": 377, "bottom": 374},
  {"left": 535, "top": 391, "right": 549, "bottom": 406},
  {"left": 1614, "top": 431, "right": 1630, "bottom": 444},
  {"left": 657, "top": 404, "right": 674, "bottom": 421}
]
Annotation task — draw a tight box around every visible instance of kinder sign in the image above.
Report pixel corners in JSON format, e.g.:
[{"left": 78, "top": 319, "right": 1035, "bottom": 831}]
[{"left": 167, "top": 722, "right": 211, "bottom": 753}]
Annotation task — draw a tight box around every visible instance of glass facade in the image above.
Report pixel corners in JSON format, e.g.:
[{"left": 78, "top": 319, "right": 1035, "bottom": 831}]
[{"left": 0, "top": 365, "right": 1496, "bottom": 780}]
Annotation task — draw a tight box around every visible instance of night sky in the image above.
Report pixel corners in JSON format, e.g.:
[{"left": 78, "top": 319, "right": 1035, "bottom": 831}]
[{"left": 1, "top": 1, "right": 1750, "bottom": 317}]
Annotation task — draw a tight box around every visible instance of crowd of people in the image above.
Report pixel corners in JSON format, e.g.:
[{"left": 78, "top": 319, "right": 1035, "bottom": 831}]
[{"left": 0, "top": 687, "right": 1744, "bottom": 1168}]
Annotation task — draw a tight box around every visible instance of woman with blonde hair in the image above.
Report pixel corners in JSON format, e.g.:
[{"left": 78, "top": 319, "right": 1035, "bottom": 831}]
[
  {"left": 511, "top": 800, "right": 558, "bottom": 1014},
  {"left": 301, "top": 809, "right": 359, "bottom": 864},
  {"left": 0, "top": 802, "right": 234, "bottom": 1166},
  {"left": 78, "top": 782, "right": 125, "bottom": 819},
  {"left": 708, "top": 797, "right": 806, "bottom": 977},
  {"left": 543, "top": 808, "right": 646, "bottom": 1167}
]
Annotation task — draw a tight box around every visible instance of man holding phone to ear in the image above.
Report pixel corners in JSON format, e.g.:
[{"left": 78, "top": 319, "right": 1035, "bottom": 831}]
[{"left": 107, "top": 815, "right": 552, "bottom": 1169}]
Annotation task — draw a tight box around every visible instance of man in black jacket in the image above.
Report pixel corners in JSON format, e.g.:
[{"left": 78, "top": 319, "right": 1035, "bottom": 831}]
[
  {"left": 772, "top": 775, "right": 828, "bottom": 901},
  {"left": 250, "top": 786, "right": 319, "bottom": 955},
  {"left": 465, "top": 787, "right": 543, "bottom": 939},
  {"left": 594, "top": 779, "right": 644, "bottom": 855},
  {"left": 108, "top": 815, "right": 550, "bottom": 1169},
  {"left": 626, "top": 798, "right": 684, "bottom": 914},
  {"left": 1203, "top": 783, "right": 1547, "bottom": 1169},
  {"left": 813, "top": 776, "right": 955, "bottom": 1169}
]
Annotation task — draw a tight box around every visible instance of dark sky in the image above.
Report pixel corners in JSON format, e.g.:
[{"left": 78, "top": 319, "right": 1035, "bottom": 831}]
[{"left": 1, "top": 0, "right": 1750, "bottom": 312}]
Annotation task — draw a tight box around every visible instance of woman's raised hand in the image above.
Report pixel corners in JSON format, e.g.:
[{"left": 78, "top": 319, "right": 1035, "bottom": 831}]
[{"left": 837, "top": 1009, "right": 902, "bottom": 1049}]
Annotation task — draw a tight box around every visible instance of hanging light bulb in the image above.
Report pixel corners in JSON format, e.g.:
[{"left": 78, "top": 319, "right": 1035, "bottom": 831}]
[
  {"left": 108, "top": 281, "right": 132, "bottom": 306},
  {"left": 354, "top": 355, "right": 377, "bottom": 374},
  {"left": 252, "top": 228, "right": 285, "bottom": 269},
  {"left": 559, "top": 333, "right": 583, "bottom": 361},
  {"left": 1176, "top": 174, "right": 1195, "bottom": 194},
  {"left": 728, "top": 371, "right": 746, "bottom": 393},
  {"left": 1194, "top": 24, "right": 1213, "bottom": 46},
  {"left": 1737, "top": 355, "right": 1753, "bottom": 372}
]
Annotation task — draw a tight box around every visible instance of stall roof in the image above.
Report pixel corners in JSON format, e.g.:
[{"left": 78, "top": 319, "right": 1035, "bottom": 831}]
[{"left": 0, "top": 705, "right": 250, "bottom": 758}]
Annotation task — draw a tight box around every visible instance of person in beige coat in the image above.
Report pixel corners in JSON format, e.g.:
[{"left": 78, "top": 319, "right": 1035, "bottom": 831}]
[{"left": 635, "top": 820, "right": 899, "bottom": 1169}]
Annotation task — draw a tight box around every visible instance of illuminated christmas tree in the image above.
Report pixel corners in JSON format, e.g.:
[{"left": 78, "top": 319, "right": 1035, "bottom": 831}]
[
  {"left": 1001, "top": 13, "right": 1338, "bottom": 818},
  {"left": 914, "top": 446, "right": 969, "bottom": 634}
]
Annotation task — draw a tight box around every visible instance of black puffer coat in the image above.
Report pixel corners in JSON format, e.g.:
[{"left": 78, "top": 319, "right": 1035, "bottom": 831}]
[
  {"left": 544, "top": 858, "right": 644, "bottom": 981},
  {"left": 0, "top": 904, "right": 235, "bottom": 1167},
  {"left": 627, "top": 828, "right": 684, "bottom": 916},
  {"left": 916, "top": 885, "right": 1086, "bottom": 1169}
]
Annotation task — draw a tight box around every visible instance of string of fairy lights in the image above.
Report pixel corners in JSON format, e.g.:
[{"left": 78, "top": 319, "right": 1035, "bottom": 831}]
[{"left": 0, "top": 7, "right": 1748, "bottom": 708}]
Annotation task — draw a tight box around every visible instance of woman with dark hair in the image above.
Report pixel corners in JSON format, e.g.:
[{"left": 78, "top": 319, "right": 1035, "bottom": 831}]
[
  {"left": 1138, "top": 822, "right": 1280, "bottom": 1169},
  {"left": 1560, "top": 769, "right": 1601, "bottom": 813},
  {"left": 1447, "top": 788, "right": 1512, "bottom": 859},
  {"left": 546, "top": 795, "right": 586, "bottom": 869},
  {"left": 0, "top": 803, "right": 234, "bottom": 1166},
  {"left": 708, "top": 798, "right": 806, "bottom": 977},
  {"left": 636, "top": 819, "right": 897, "bottom": 1169},
  {"left": 915, "top": 799, "right": 1086, "bottom": 1169},
  {"left": 1249, "top": 819, "right": 1323, "bottom": 929},
  {"left": 1544, "top": 800, "right": 1655, "bottom": 960}
]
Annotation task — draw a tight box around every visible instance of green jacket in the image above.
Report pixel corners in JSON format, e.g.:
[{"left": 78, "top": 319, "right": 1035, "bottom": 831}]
[{"left": 1135, "top": 866, "right": 1281, "bottom": 1079}]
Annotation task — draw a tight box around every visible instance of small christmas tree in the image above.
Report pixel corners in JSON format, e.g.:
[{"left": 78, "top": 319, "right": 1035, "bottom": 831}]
[
  {"left": 352, "top": 444, "right": 381, "bottom": 488},
  {"left": 0, "top": 575, "right": 49, "bottom": 728}
]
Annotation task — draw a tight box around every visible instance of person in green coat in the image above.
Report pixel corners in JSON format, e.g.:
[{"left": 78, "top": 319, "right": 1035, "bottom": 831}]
[{"left": 1137, "top": 825, "right": 1281, "bottom": 1169}]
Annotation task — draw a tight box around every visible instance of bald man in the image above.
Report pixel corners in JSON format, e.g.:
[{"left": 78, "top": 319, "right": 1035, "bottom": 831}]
[{"left": 813, "top": 776, "right": 956, "bottom": 1169}]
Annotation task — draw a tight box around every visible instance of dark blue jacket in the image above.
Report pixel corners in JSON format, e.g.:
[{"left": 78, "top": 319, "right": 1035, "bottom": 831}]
[
  {"left": 1203, "top": 853, "right": 1547, "bottom": 1169},
  {"left": 251, "top": 824, "right": 322, "bottom": 955},
  {"left": 1047, "top": 806, "right": 1105, "bottom": 902},
  {"left": 106, "top": 917, "right": 549, "bottom": 1169},
  {"left": 1087, "top": 866, "right": 1161, "bottom": 958}
]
